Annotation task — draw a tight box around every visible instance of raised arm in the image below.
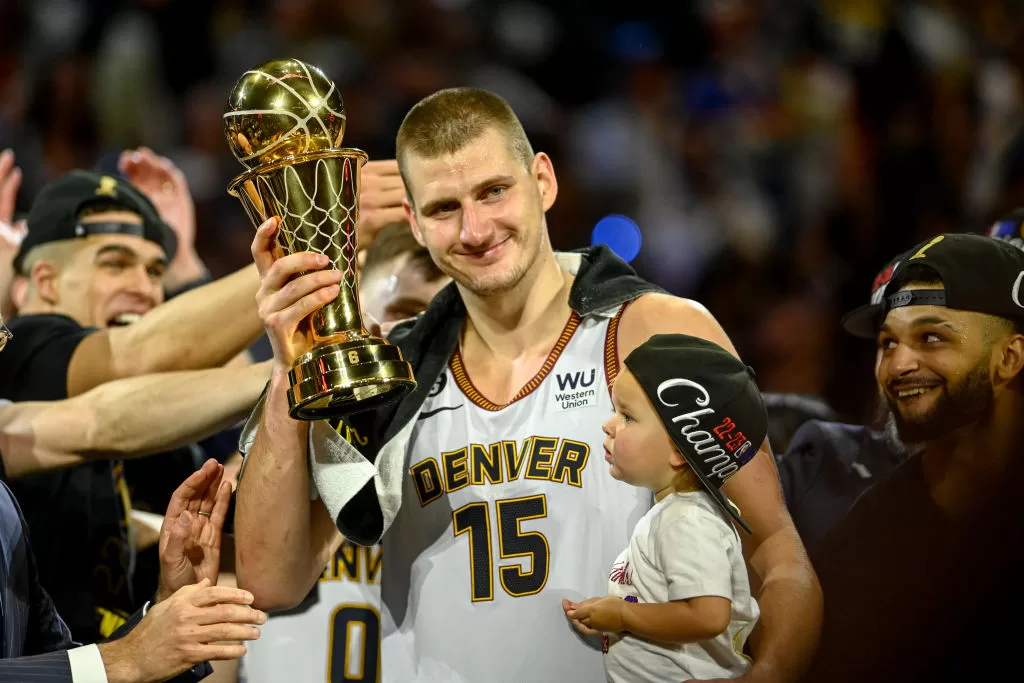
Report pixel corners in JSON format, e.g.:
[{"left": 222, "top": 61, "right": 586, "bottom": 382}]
[
  {"left": 236, "top": 367, "right": 344, "bottom": 610},
  {"left": 234, "top": 218, "right": 346, "bottom": 610},
  {"left": 618, "top": 293, "right": 822, "bottom": 683},
  {"left": 0, "top": 361, "right": 271, "bottom": 478},
  {"left": 65, "top": 258, "right": 263, "bottom": 396}
]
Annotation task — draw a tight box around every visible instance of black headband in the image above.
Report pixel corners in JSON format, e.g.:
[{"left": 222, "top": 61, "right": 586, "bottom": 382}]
[{"left": 72, "top": 221, "right": 148, "bottom": 239}]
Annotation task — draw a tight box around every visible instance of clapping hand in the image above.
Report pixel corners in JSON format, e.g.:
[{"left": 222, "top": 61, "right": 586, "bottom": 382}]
[{"left": 156, "top": 459, "right": 232, "bottom": 603}]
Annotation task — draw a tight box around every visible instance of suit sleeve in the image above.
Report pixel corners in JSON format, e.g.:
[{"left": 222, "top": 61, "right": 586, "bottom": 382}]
[
  {"left": 0, "top": 651, "right": 73, "bottom": 682},
  {"left": 2, "top": 482, "right": 77, "bottom": 656}
]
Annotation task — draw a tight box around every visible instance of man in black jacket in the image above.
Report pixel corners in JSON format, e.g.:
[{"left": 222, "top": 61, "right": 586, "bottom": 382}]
[{"left": 802, "top": 233, "right": 1024, "bottom": 682}]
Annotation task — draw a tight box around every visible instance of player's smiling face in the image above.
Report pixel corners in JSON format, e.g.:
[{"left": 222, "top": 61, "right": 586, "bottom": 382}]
[
  {"left": 876, "top": 283, "right": 997, "bottom": 443},
  {"left": 402, "top": 127, "right": 557, "bottom": 298},
  {"left": 601, "top": 369, "right": 685, "bottom": 493},
  {"left": 60, "top": 229, "right": 166, "bottom": 329}
]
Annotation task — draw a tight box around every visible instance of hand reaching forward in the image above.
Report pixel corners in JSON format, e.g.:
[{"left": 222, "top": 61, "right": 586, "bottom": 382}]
[{"left": 98, "top": 579, "right": 266, "bottom": 683}]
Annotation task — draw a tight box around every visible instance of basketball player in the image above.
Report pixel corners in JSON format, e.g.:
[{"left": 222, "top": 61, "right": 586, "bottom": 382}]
[
  {"left": 804, "top": 233, "right": 1024, "bottom": 682},
  {"left": 236, "top": 89, "right": 821, "bottom": 682},
  {"left": 240, "top": 222, "right": 449, "bottom": 683}
]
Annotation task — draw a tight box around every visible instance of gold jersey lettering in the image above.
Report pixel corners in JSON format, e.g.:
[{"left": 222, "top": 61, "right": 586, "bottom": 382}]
[
  {"left": 319, "top": 541, "right": 383, "bottom": 585},
  {"left": 411, "top": 436, "right": 591, "bottom": 506}
]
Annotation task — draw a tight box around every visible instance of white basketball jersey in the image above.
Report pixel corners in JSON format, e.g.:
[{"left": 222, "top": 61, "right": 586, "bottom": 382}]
[
  {"left": 381, "top": 305, "right": 652, "bottom": 683},
  {"left": 241, "top": 541, "right": 383, "bottom": 683}
]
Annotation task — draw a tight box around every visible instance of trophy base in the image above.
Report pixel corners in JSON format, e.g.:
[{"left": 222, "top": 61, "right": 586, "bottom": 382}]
[{"left": 287, "top": 336, "right": 416, "bottom": 420}]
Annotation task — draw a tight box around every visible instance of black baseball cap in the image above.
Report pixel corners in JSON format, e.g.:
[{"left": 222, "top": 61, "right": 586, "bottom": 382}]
[
  {"left": 844, "top": 233, "right": 1024, "bottom": 338},
  {"left": 624, "top": 334, "right": 767, "bottom": 533},
  {"left": 14, "top": 170, "right": 177, "bottom": 273},
  {"left": 841, "top": 249, "right": 912, "bottom": 338}
]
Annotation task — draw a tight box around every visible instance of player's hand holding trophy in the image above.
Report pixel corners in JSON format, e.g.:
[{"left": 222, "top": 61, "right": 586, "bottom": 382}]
[{"left": 224, "top": 58, "right": 415, "bottom": 419}]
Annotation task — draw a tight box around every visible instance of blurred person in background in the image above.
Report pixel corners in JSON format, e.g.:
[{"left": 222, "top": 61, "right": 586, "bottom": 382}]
[
  {"left": 358, "top": 220, "right": 452, "bottom": 325},
  {"left": 761, "top": 392, "right": 837, "bottom": 456}
]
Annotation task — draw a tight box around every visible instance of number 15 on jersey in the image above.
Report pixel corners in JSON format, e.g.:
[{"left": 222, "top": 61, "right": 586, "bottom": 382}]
[{"left": 452, "top": 494, "right": 550, "bottom": 602}]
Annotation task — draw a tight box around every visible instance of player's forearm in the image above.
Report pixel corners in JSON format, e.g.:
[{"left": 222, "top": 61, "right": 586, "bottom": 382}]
[
  {"left": 0, "top": 402, "right": 86, "bottom": 476},
  {"left": 621, "top": 598, "right": 729, "bottom": 645},
  {"left": 0, "top": 362, "right": 271, "bottom": 478},
  {"left": 235, "top": 366, "right": 315, "bottom": 609},
  {"left": 88, "top": 361, "right": 272, "bottom": 456},
  {"left": 113, "top": 263, "right": 262, "bottom": 376},
  {"left": 746, "top": 530, "right": 823, "bottom": 683}
]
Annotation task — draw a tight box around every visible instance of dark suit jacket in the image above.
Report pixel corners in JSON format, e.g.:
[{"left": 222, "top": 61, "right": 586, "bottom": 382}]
[{"left": 0, "top": 482, "right": 211, "bottom": 681}]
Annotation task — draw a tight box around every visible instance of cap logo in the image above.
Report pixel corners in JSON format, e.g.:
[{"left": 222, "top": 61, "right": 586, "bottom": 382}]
[
  {"left": 909, "top": 235, "right": 944, "bottom": 261},
  {"left": 870, "top": 261, "right": 900, "bottom": 305},
  {"left": 656, "top": 378, "right": 739, "bottom": 483},
  {"left": 889, "top": 291, "right": 915, "bottom": 307},
  {"left": 1013, "top": 271, "right": 1024, "bottom": 309},
  {"left": 656, "top": 377, "right": 710, "bottom": 408},
  {"left": 95, "top": 176, "right": 118, "bottom": 198}
]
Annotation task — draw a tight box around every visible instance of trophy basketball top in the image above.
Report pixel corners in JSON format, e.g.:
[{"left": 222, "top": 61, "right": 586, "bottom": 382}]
[{"left": 223, "top": 58, "right": 347, "bottom": 170}]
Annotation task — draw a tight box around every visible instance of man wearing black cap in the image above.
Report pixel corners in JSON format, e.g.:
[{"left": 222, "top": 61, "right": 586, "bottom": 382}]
[
  {"left": 563, "top": 334, "right": 762, "bottom": 682},
  {"left": 803, "top": 233, "right": 1024, "bottom": 683},
  {"left": 0, "top": 170, "right": 267, "bottom": 644}
]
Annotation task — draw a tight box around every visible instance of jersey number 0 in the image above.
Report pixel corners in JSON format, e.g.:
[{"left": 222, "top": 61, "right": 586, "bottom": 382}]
[{"left": 328, "top": 604, "right": 380, "bottom": 682}]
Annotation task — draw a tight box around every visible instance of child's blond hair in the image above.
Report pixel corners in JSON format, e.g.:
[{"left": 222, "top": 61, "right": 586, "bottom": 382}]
[{"left": 670, "top": 457, "right": 702, "bottom": 494}]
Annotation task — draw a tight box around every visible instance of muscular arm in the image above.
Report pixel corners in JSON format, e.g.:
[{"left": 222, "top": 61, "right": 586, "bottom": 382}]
[
  {"left": 234, "top": 365, "right": 343, "bottom": 610},
  {"left": 0, "top": 361, "right": 271, "bottom": 478},
  {"left": 66, "top": 264, "right": 262, "bottom": 396},
  {"left": 619, "top": 293, "right": 822, "bottom": 683}
]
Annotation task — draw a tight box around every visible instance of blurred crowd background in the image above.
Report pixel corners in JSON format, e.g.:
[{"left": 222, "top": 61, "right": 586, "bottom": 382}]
[{"left": 2, "top": 0, "right": 1023, "bottom": 422}]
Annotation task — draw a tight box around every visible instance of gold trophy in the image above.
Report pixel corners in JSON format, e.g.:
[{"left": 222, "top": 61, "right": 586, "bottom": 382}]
[{"left": 223, "top": 58, "right": 415, "bottom": 419}]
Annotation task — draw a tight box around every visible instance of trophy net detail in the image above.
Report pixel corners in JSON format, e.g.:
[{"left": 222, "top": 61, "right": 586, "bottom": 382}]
[{"left": 254, "top": 158, "right": 360, "bottom": 290}]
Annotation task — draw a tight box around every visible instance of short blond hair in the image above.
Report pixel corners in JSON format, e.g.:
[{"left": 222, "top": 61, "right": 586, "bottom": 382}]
[
  {"left": 396, "top": 88, "right": 534, "bottom": 192},
  {"left": 19, "top": 240, "right": 83, "bottom": 277}
]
